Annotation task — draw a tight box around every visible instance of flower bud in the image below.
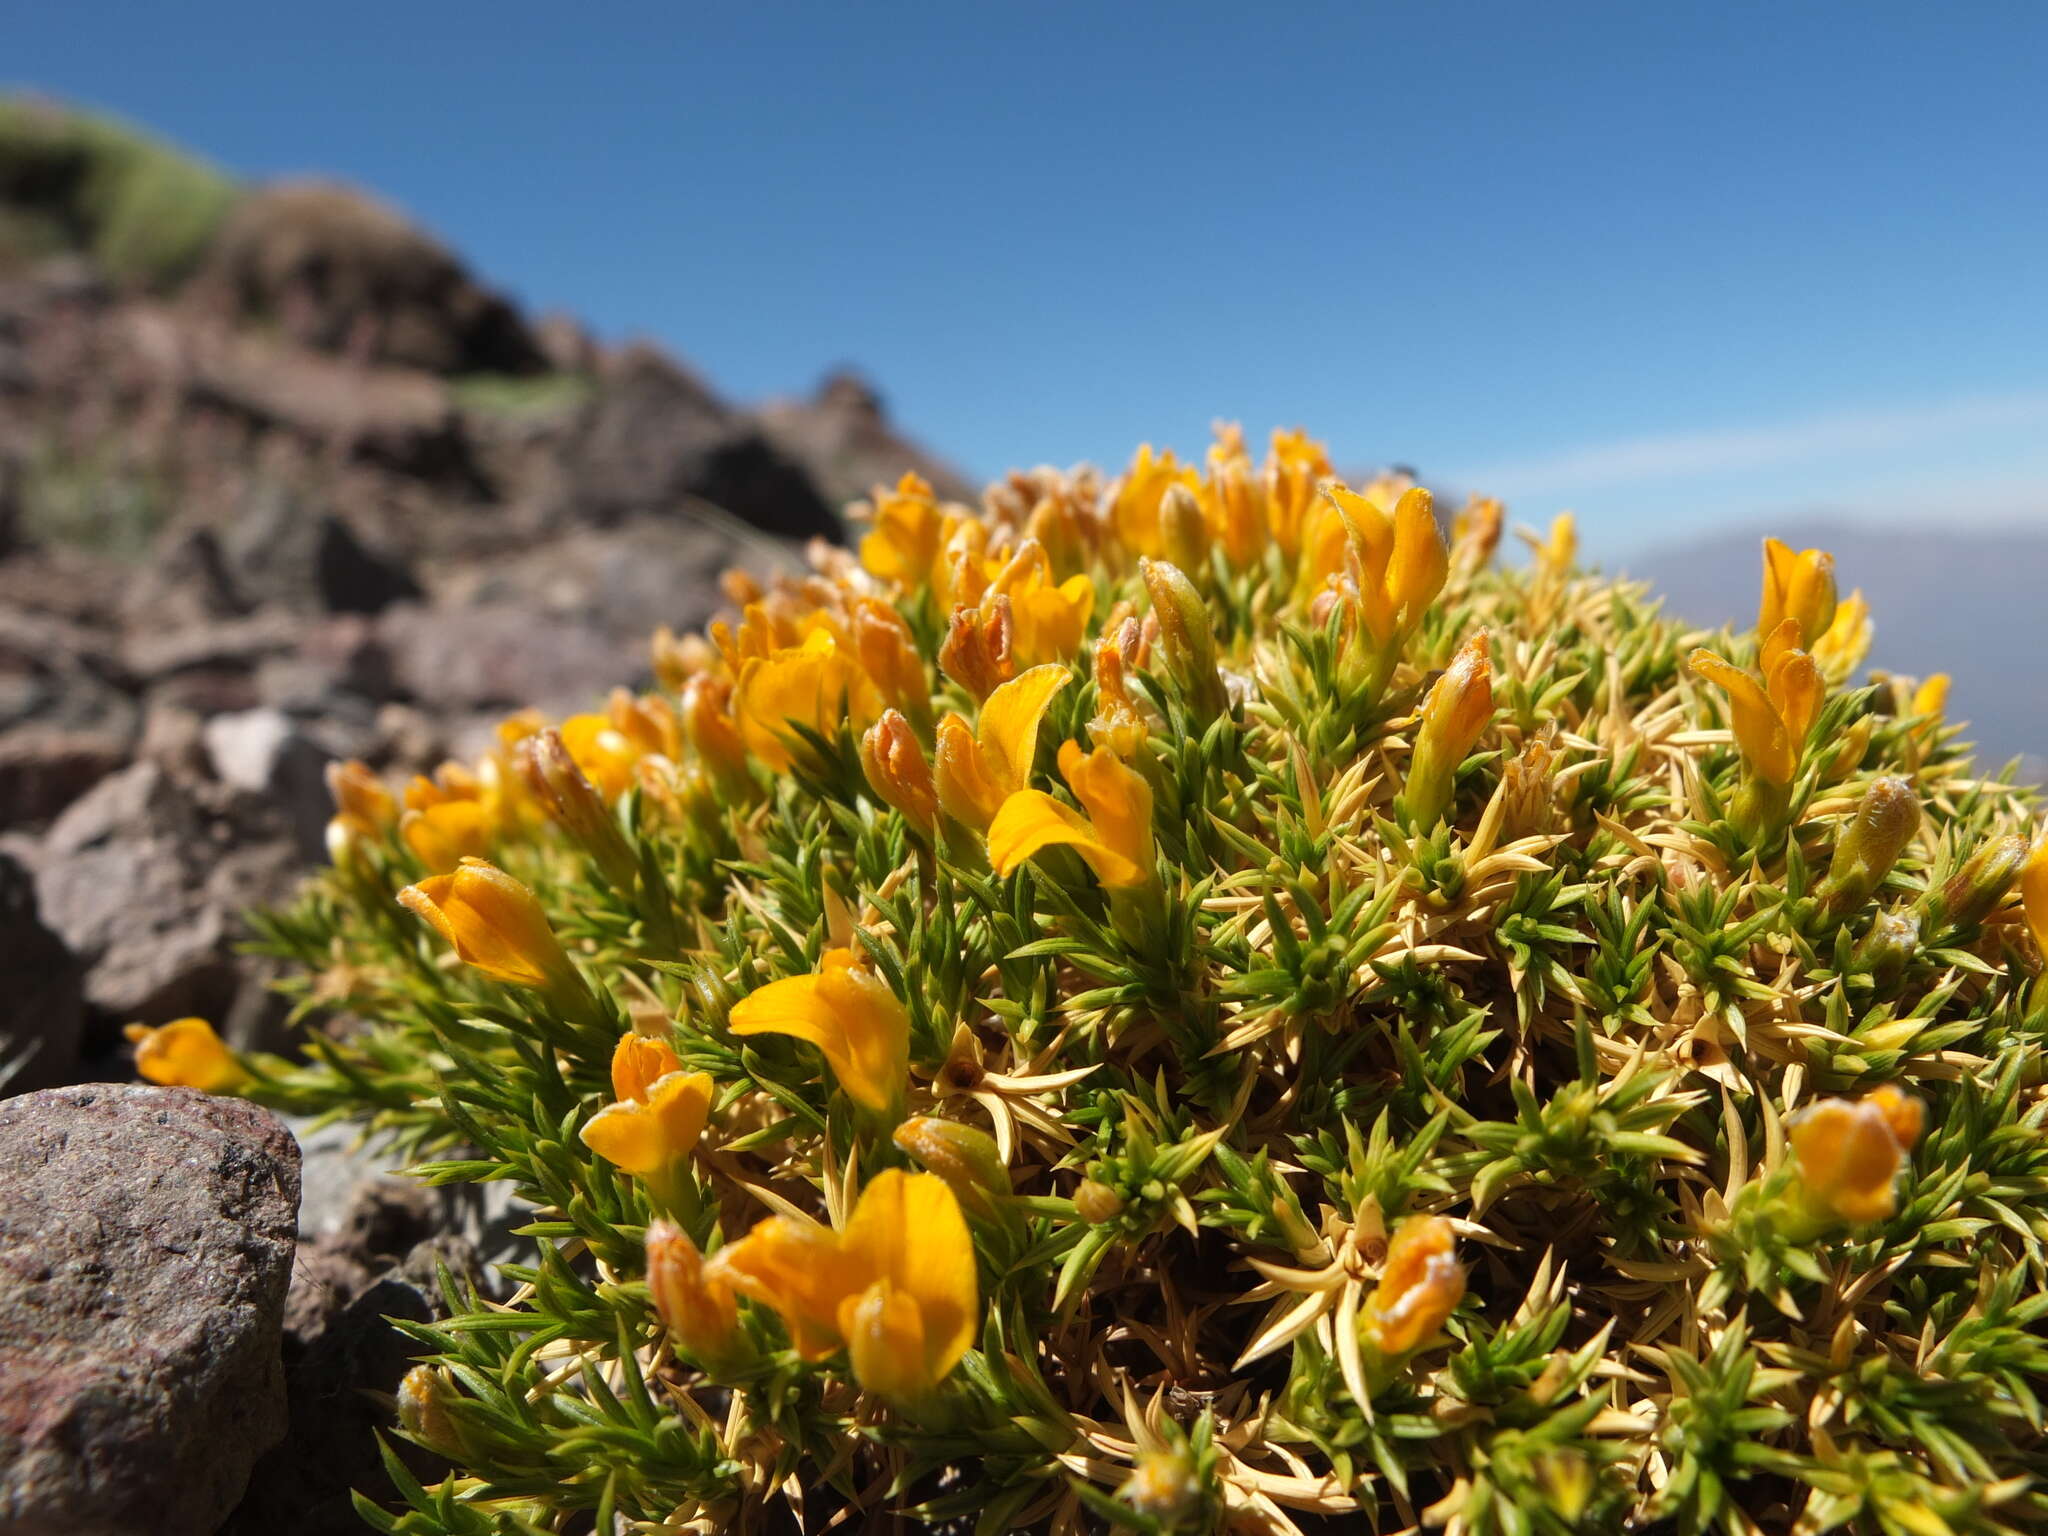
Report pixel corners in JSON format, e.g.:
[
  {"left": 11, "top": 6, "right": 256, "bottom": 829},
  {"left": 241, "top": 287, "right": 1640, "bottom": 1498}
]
[
  {"left": 1818, "top": 777, "right": 1919, "bottom": 914},
  {"left": 1401, "top": 632, "right": 1493, "bottom": 831},
  {"left": 1120, "top": 1444, "right": 1203, "bottom": 1525},
  {"left": 1075, "top": 1178, "right": 1125, "bottom": 1224},
  {"left": 125, "top": 1017, "right": 248, "bottom": 1094},
  {"left": 1158, "top": 483, "right": 1210, "bottom": 577},
  {"left": 398, "top": 857, "right": 587, "bottom": 1005},
  {"left": 1926, "top": 833, "right": 2028, "bottom": 931},
  {"left": 518, "top": 729, "right": 641, "bottom": 890},
  {"left": 396, "top": 1365, "right": 462, "bottom": 1454},
  {"left": 1087, "top": 622, "right": 1151, "bottom": 758},
  {"left": 1138, "top": 558, "right": 1228, "bottom": 722},
  {"left": 860, "top": 710, "right": 938, "bottom": 835},
  {"left": 1359, "top": 1215, "right": 1464, "bottom": 1356},
  {"left": 645, "top": 1219, "right": 744, "bottom": 1371},
  {"left": 1852, "top": 908, "right": 1919, "bottom": 989},
  {"left": 893, "top": 1116, "right": 1012, "bottom": 1219},
  {"left": 939, "top": 596, "right": 1016, "bottom": 700}
]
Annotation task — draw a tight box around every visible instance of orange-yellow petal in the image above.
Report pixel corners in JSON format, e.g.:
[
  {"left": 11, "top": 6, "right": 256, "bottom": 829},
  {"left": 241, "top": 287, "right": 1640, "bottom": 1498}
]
[
  {"left": 727, "top": 948, "right": 909, "bottom": 1113},
  {"left": 125, "top": 1017, "right": 248, "bottom": 1093},
  {"left": 987, "top": 788, "right": 1146, "bottom": 889},
  {"left": 612, "top": 1032, "right": 684, "bottom": 1104},
  {"left": 397, "top": 858, "right": 572, "bottom": 990},
  {"left": 1690, "top": 649, "right": 1795, "bottom": 787},
  {"left": 839, "top": 1169, "right": 977, "bottom": 1386}
]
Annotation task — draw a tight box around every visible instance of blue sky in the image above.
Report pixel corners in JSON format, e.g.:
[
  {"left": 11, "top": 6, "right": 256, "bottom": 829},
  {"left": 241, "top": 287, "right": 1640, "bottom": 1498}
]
[{"left": 12, "top": 2, "right": 2046, "bottom": 555}]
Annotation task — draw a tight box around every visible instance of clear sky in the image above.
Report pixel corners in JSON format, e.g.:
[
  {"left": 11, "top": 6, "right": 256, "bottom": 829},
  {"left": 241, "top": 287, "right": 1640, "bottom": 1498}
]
[{"left": 12, "top": 2, "right": 2046, "bottom": 555}]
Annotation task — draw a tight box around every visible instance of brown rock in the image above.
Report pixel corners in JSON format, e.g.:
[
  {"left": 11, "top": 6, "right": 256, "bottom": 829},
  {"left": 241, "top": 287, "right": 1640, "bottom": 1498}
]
[
  {"left": 184, "top": 181, "right": 546, "bottom": 377},
  {"left": 0, "top": 1083, "right": 299, "bottom": 1535}
]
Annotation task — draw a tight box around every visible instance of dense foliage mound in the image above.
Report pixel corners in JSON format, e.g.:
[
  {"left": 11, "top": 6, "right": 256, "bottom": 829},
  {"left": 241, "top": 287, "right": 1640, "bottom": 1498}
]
[{"left": 136, "top": 428, "right": 2048, "bottom": 1534}]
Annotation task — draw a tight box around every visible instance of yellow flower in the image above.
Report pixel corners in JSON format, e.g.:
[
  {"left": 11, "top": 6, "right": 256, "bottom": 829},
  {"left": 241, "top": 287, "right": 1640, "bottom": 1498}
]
[
  {"left": 2021, "top": 836, "right": 2048, "bottom": 960},
  {"left": 850, "top": 598, "right": 929, "bottom": 718},
  {"left": 125, "top": 1017, "right": 248, "bottom": 1093},
  {"left": 580, "top": 1069, "right": 715, "bottom": 1177},
  {"left": 708, "top": 1168, "right": 978, "bottom": 1401},
  {"left": 1689, "top": 642, "right": 1823, "bottom": 788},
  {"left": 397, "top": 858, "right": 581, "bottom": 995},
  {"left": 607, "top": 687, "right": 683, "bottom": 761},
  {"left": 1360, "top": 1215, "right": 1464, "bottom": 1356},
  {"left": 728, "top": 947, "right": 911, "bottom": 1116},
  {"left": 325, "top": 759, "right": 396, "bottom": 864},
  {"left": 679, "top": 674, "right": 751, "bottom": 797},
  {"left": 560, "top": 711, "right": 642, "bottom": 800},
  {"left": 986, "top": 739, "right": 1154, "bottom": 889},
  {"left": 860, "top": 709, "right": 938, "bottom": 834},
  {"left": 1788, "top": 1086, "right": 1923, "bottom": 1224},
  {"left": 1201, "top": 451, "right": 1267, "bottom": 570},
  {"left": 859, "top": 471, "right": 949, "bottom": 591},
  {"left": 1912, "top": 673, "right": 1950, "bottom": 720},
  {"left": 1758, "top": 537, "right": 1837, "bottom": 660},
  {"left": 734, "top": 630, "right": 882, "bottom": 771},
  {"left": 1262, "top": 428, "right": 1334, "bottom": 557},
  {"left": 937, "top": 595, "right": 1017, "bottom": 699},
  {"left": 1533, "top": 511, "right": 1577, "bottom": 588},
  {"left": 612, "top": 1031, "right": 684, "bottom": 1104},
  {"left": 988, "top": 541, "right": 1095, "bottom": 667},
  {"left": 327, "top": 759, "right": 397, "bottom": 829},
  {"left": 1810, "top": 589, "right": 1872, "bottom": 680},
  {"left": 1315, "top": 483, "right": 1448, "bottom": 648},
  {"left": 645, "top": 1219, "right": 744, "bottom": 1370},
  {"left": 651, "top": 623, "right": 713, "bottom": 693},
  {"left": 399, "top": 800, "right": 494, "bottom": 872},
  {"left": 933, "top": 664, "right": 1072, "bottom": 832},
  {"left": 1111, "top": 444, "right": 1199, "bottom": 560},
  {"left": 1402, "top": 632, "right": 1493, "bottom": 829}
]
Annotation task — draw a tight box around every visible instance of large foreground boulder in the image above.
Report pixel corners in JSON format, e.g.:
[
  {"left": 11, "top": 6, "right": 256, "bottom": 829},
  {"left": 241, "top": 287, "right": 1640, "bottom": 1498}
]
[{"left": 0, "top": 1083, "right": 300, "bottom": 1534}]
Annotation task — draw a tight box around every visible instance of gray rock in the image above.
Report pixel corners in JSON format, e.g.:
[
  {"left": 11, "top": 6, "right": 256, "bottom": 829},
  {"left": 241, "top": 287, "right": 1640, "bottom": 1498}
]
[
  {"left": 219, "top": 485, "right": 420, "bottom": 617},
  {"left": 0, "top": 1083, "right": 300, "bottom": 1536},
  {"left": 33, "top": 762, "right": 302, "bottom": 1028},
  {"left": 202, "top": 707, "right": 334, "bottom": 859},
  {"left": 0, "top": 850, "right": 84, "bottom": 1093}
]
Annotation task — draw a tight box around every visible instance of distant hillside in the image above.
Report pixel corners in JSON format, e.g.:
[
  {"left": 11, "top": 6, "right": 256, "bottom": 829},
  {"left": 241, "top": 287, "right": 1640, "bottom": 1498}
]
[{"left": 1626, "top": 520, "right": 2048, "bottom": 777}]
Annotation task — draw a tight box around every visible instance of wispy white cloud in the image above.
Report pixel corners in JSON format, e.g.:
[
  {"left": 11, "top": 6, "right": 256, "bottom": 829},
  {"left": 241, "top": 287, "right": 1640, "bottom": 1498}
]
[{"left": 1458, "top": 392, "right": 2048, "bottom": 499}]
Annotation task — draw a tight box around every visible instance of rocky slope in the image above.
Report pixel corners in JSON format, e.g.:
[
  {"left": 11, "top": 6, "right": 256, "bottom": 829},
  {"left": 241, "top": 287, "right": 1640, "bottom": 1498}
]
[{"left": 0, "top": 96, "right": 968, "bottom": 1094}]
